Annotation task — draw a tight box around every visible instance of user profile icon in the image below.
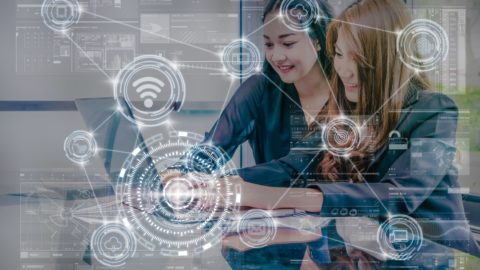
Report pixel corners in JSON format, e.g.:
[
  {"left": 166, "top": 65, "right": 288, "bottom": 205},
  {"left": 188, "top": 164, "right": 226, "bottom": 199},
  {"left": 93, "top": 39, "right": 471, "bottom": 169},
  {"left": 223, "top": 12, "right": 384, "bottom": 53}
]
[{"left": 63, "top": 130, "right": 97, "bottom": 164}]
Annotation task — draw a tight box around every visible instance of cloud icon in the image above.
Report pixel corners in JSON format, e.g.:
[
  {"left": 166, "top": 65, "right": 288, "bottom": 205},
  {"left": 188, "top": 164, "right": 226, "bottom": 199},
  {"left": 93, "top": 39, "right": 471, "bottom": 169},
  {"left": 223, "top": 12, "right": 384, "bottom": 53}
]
[
  {"left": 290, "top": 4, "right": 308, "bottom": 20},
  {"left": 103, "top": 236, "right": 123, "bottom": 252}
]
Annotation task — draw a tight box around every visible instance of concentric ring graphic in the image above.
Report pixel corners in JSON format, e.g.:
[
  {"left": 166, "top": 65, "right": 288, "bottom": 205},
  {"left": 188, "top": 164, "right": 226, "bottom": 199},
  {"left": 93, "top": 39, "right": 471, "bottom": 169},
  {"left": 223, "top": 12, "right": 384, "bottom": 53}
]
[
  {"left": 117, "top": 131, "right": 240, "bottom": 256},
  {"left": 397, "top": 19, "right": 449, "bottom": 72},
  {"left": 91, "top": 222, "right": 137, "bottom": 268},
  {"left": 237, "top": 209, "right": 277, "bottom": 248},
  {"left": 114, "top": 55, "right": 186, "bottom": 127},
  {"left": 377, "top": 215, "right": 423, "bottom": 260},
  {"left": 41, "top": 0, "right": 81, "bottom": 32},
  {"left": 280, "top": 0, "right": 322, "bottom": 32},
  {"left": 185, "top": 144, "right": 227, "bottom": 175},
  {"left": 63, "top": 130, "right": 97, "bottom": 164},
  {"left": 221, "top": 39, "right": 261, "bottom": 78},
  {"left": 322, "top": 117, "right": 360, "bottom": 156}
]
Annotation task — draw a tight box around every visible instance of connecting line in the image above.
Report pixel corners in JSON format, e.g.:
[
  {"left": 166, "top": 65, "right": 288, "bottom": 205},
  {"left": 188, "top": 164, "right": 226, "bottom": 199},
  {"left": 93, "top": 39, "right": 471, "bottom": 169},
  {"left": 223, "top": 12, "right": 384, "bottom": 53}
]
[
  {"left": 261, "top": 73, "right": 324, "bottom": 128},
  {"left": 306, "top": 38, "right": 340, "bottom": 110},
  {"left": 346, "top": 158, "right": 390, "bottom": 214},
  {"left": 244, "top": 15, "right": 278, "bottom": 39},
  {"left": 164, "top": 121, "right": 177, "bottom": 132},
  {"left": 321, "top": 16, "right": 399, "bottom": 35},
  {"left": 360, "top": 73, "right": 415, "bottom": 129},
  {"left": 63, "top": 34, "right": 113, "bottom": 80},
  {"left": 208, "top": 79, "right": 238, "bottom": 141},
  {"left": 81, "top": 10, "right": 219, "bottom": 57},
  {"left": 270, "top": 150, "right": 323, "bottom": 210},
  {"left": 74, "top": 216, "right": 108, "bottom": 224},
  {"left": 176, "top": 63, "right": 227, "bottom": 73},
  {"left": 282, "top": 227, "right": 387, "bottom": 259},
  {"left": 92, "top": 111, "right": 117, "bottom": 133},
  {"left": 97, "top": 148, "right": 133, "bottom": 155},
  {"left": 72, "top": 200, "right": 118, "bottom": 215},
  {"left": 81, "top": 166, "right": 107, "bottom": 220}
]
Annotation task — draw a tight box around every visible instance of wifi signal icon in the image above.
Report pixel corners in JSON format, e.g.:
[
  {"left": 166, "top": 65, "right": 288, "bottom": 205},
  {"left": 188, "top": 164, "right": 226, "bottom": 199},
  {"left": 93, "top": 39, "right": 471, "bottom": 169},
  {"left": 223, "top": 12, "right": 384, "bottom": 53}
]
[{"left": 132, "top": 77, "right": 165, "bottom": 108}]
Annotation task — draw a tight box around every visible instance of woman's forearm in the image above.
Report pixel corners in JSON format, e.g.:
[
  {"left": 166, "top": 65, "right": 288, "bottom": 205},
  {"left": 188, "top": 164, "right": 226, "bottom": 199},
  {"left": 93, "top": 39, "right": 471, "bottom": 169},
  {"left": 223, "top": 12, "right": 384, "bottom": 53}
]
[{"left": 242, "top": 180, "right": 323, "bottom": 212}]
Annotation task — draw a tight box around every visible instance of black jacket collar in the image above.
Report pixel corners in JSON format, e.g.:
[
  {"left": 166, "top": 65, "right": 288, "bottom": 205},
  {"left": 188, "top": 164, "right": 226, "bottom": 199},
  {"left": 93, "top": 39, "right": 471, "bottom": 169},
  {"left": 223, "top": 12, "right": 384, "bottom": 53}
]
[{"left": 367, "top": 84, "right": 422, "bottom": 171}]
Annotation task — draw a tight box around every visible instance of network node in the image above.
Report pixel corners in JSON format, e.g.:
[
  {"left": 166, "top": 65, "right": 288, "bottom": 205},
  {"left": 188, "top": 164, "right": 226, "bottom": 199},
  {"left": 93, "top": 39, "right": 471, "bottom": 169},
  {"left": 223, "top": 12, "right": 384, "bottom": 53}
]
[
  {"left": 114, "top": 55, "right": 186, "bottom": 127},
  {"left": 64, "top": 130, "right": 97, "bottom": 164},
  {"left": 41, "top": 0, "right": 81, "bottom": 32},
  {"left": 221, "top": 39, "right": 261, "bottom": 78},
  {"left": 237, "top": 209, "right": 277, "bottom": 248},
  {"left": 377, "top": 215, "right": 423, "bottom": 260},
  {"left": 397, "top": 19, "right": 449, "bottom": 72},
  {"left": 280, "top": 0, "right": 323, "bottom": 32},
  {"left": 91, "top": 222, "right": 137, "bottom": 267},
  {"left": 322, "top": 117, "right": 360, "bottom": 156}
]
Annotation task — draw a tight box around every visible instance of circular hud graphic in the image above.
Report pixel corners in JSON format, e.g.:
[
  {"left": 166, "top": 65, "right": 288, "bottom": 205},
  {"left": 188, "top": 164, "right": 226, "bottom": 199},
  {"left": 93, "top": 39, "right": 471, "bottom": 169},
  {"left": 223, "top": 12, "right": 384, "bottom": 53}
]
[
  {"left": 322, "top": 117, "right": 361, "bottom": 156},
  {"left": 64, "top": 130, "right": 97, "bottom": 164},
  {"left": 91, "top": 222, "right": 137, "bottom": 267},
  {"left": 221, "top": 39, "right": 261, "bottom": 78},
  {"left": 114, "top": 55, "right": 186, "bottom": 127},
  {"left": 397, "top": 19, "right": 449, "bottom": 72},
  {"left": 237, "top": 209, "right": 277, "bottom": 249},
  {"left": 280, "top": 0, "right": 323, "bottom": 32},
  {"left": 377, "top": 215, "right": 423, "bottom": 261},
  {"left": 41, "top": 0, "right": 81, "bottom": 32},
  {"left": 117, "top": 131, "right": 240, "bottom": 256}
]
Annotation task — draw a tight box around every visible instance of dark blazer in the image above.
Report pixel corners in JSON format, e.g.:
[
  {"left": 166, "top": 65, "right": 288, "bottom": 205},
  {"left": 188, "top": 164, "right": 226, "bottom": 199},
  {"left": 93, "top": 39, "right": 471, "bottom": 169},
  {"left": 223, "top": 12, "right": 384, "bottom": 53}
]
[
  {"left": 240, "top": 86, "right": 480, "bottom": 259},
  {"left": 177, "top": 73, "right": 323, "bottom": 187},
  {"left": 198, "top": 74, "right": 326, "bottom": 268},
  {"left": 309, "top": 87, "right": 480, "bottom": 257}
]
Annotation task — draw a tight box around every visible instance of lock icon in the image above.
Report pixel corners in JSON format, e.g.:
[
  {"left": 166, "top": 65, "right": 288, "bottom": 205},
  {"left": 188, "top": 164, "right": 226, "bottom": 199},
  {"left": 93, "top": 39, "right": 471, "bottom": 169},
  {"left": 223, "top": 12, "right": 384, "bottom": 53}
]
[{"left": 389, "top": 130, "right": 408, "bottom": 150}]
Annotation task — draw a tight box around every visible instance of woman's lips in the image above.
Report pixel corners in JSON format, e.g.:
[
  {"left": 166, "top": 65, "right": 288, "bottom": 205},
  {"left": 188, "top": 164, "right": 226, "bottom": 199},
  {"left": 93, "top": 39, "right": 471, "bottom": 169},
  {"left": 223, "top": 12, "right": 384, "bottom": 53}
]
[
  {"left": 344, "top": 83, "right": 359, "bottom": 92},
  {"left": 277, "top": 64, "right": 295, "bottom": 74}
]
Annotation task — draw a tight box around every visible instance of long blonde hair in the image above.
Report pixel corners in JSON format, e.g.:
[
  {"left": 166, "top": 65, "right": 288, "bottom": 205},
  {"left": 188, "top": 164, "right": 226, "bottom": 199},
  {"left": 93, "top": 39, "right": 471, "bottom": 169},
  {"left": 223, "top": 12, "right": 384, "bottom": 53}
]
[{"left": 320, "top": 0, "right": 431, "bottom": 182}]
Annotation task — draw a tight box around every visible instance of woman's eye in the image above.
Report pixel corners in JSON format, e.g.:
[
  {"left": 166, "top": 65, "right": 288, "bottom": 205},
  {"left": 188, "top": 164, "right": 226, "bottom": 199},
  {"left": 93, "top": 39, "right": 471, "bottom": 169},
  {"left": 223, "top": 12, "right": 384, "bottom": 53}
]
[
  {"left": 284, "top": 42, "right": 296, "bottom": 48},
  {"left": 335, "top": 52, "right": 343, "bottom": 57},
  {"left": 264, "top": 43, "right": 273, "bottom": 48}
]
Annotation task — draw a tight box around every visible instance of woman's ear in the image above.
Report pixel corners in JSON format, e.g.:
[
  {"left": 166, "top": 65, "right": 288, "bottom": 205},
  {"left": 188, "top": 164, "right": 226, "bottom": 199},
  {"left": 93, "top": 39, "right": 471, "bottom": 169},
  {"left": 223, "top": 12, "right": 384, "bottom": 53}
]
[{"left": 314, "top": 40, "right": 321, "bottom": 52}]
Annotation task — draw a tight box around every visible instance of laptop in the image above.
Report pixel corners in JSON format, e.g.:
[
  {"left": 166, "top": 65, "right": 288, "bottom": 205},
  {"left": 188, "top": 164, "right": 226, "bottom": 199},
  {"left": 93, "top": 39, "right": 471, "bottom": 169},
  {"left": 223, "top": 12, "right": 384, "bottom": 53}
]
[
  {"left": 76, "top": 97, "right": 306, "bottom": 221},
  {"left": 75, "top": 97, "right": 155, "bottom": 185}
]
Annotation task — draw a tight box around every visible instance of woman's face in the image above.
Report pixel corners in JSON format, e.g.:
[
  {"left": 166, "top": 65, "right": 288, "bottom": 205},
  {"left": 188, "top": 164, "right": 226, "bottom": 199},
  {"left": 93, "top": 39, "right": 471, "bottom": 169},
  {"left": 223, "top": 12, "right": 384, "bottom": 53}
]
[
  {"left": 263, "top": 12, "right": 320, "bottom": 84},
  {"left": 334, "top": 28, "right": 360, "bottom": 103}
]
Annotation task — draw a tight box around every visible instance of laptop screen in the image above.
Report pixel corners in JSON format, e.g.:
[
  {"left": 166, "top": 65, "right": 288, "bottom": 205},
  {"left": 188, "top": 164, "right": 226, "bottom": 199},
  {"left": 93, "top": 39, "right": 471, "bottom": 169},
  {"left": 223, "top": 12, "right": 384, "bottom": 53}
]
[{"left": 75, "top": 97, "right": 158, "bottom": 185}]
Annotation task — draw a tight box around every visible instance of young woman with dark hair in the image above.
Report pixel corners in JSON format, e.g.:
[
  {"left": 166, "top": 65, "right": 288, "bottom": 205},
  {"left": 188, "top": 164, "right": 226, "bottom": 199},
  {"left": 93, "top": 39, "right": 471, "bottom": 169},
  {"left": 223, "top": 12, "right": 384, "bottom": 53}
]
[
  {"left": 161, "top": 1, "right": 335, "bottom": 268},
  {"left": 165, "top": 0, "right": 334, "bottom": 188}
]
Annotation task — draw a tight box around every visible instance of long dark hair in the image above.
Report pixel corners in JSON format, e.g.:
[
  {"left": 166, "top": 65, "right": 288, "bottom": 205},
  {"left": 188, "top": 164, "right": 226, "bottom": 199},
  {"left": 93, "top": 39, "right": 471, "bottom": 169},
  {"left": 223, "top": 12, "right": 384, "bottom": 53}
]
[{"left": 261, "top": 0, "right": 333, "bottom": 82}]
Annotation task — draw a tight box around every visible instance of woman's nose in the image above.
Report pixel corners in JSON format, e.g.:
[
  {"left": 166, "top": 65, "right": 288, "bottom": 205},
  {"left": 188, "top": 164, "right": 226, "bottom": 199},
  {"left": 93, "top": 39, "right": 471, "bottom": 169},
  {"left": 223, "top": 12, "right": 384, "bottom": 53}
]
[
  {"left": 337, "top": 63, "right": 353, "bottom": 79},
  {"left": 271, "top": 50, "right": 287, "bottom": 62}
]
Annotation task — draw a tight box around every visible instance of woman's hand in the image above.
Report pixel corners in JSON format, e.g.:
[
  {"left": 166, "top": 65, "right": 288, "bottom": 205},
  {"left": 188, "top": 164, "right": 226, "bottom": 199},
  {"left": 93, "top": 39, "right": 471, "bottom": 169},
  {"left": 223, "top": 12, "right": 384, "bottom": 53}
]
[
  {"left": 159, "top": 173, "right": 324, "bottom": 214},
  {"left": 232, "top": 176, "right": 324, "bottom": 212},
  {"left": 159, "top": 169, "right": 183, "bottom": 184}
]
